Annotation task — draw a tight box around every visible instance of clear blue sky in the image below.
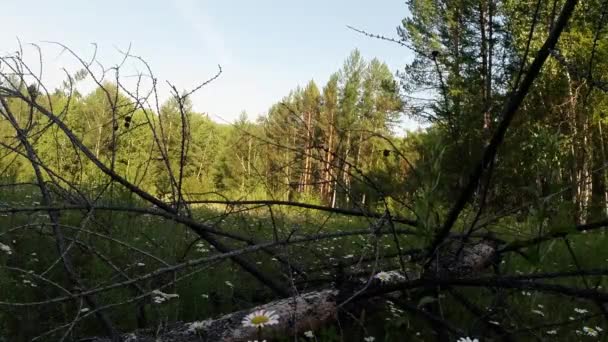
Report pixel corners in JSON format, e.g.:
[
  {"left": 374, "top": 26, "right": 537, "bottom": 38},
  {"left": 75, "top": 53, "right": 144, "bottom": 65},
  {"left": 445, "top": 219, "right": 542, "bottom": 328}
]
[{"left": 1, "top": 0, "right": 417, "bottom": 129}]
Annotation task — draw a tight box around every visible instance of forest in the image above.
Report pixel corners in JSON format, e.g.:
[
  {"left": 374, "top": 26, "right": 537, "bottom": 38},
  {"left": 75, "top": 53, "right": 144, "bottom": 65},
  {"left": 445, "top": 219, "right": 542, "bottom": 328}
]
[{"left": 0, "top": 0, "right": 608, "bottom": 341}]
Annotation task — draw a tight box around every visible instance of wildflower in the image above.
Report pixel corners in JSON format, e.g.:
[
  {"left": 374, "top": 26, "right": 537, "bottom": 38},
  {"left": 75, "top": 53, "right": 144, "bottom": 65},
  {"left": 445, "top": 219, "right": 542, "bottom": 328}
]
[
  {"left": 457, "top": 338, "right": 479, "bottom": 342},
  {"left": 0, "top": 243, "right": 12, "bottom": 255},
  {"left": 583, "top": 326, "right": 599, "bottom": 337},
  {"left": 242, "top": 309, "right": 279, "bottom": 328},
  {"left": 574, "top": 308, "right": 589, "bottom": 314},
  {"left": 596, "top": 326, "right": 603, "bottom": 332},
  {"left": 374, "top": 272, "right": 392, "bottom": 283},
  {"left": 22, "top": 279, "right": 33, "bottom": 286},
  {"left": 546, "top": 330, "right": 557, "bottom": 335},
  {"left": 531, "top": 309, "right": 544, "bottom": 317},
  {"left": 374, "top": 271, "right": 404, "bottom": 283},
  {"left": 304, "top": 330, "right": 314, "bottom": 338},
  {"left": 363, "top": 337, "right": 375, "bottom": 342},
  {"left": 151, "top": 290, "right": 179, "bottom": 304},
  {"left": 188, "top": 321, "right": 209, "bottom": 332}
]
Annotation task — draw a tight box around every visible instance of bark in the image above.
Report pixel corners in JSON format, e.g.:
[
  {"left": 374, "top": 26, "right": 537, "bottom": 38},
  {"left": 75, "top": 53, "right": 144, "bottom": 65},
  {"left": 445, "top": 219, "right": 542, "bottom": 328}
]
[
  {"left": 590, "top": 122, "right": 607, "bottom": 220},
  {"left": 599, "top": 121, "right": 608, "bottom": 216},
  {"left": 321, "top": 111, "right": 334, "bottom": 200},
  {"left": 303, "top": 110, "right": 313, "bottom": 193},
  {"left": 565, "top": 70, "right": 592, "bottom": 224}
]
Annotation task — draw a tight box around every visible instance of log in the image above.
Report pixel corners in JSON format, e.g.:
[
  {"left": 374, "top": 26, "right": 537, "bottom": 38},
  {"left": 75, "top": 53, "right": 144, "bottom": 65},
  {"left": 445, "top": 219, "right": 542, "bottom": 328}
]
[
  {"left": 88, "top": 241, "right": 496, "bottom": 342},
  {"left": 87, "top": 290, "right": 337, "bottom": 342}
]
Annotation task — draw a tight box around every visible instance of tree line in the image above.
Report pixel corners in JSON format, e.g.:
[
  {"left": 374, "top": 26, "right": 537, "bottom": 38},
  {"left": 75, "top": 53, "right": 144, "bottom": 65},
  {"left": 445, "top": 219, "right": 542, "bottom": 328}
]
[
  {"left": 1, "top": 0, "right": 607, "bottom": 231},
  {"left": 0, "top": 50, "right": 405, "bottom": 211}
]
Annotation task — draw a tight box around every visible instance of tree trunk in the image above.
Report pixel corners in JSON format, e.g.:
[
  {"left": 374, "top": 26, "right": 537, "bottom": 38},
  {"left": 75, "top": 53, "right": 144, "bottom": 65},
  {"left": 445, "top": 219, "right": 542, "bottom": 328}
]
[
  {"left": 322, "top": 113, "right": 335, "bottom": 203},
  {"left": 590, "top": 122, "right": 607, "bottom": 220}
]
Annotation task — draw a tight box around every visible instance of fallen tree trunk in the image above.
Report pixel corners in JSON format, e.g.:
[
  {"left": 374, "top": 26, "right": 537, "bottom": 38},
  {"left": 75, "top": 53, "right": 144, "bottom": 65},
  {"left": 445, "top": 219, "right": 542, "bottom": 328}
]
[{"left": 89, "top": 240, "right": 495, "bottom": 341}]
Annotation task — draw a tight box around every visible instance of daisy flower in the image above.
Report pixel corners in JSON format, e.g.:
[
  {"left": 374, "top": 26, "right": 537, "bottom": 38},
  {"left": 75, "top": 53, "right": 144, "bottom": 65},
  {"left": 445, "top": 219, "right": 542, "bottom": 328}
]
[
  {"left": 374, "top": 272, "right": 392, "bottom": 283},
  {"left": 531, "top": 309, "right": 544, "bottom": 316},
  {"left": 0, "top": 243, "right": 12, "bottom": 255},
  {"left": 583, "top": 326, "right": 599, "bottom": 337},
  {"left": 188, "top": 321, "right": 209, "bottom": 332},
  {"left": 242, "top": 309, "right": 279, "bottom": 328},
  {"left": 151, "top": 290, "right": 179, "bottom": 304},
  {"left": 304, "top": 330, "right": 314, "bottom": 338},
  {"left": 457, "top": 338, "right": 479, "bottom": 342}
]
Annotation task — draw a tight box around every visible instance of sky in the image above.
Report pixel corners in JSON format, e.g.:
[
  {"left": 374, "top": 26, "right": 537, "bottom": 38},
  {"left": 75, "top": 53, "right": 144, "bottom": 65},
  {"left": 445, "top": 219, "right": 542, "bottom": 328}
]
[{"left": 1, "top": 0, "right": 419, "bottom": 130}]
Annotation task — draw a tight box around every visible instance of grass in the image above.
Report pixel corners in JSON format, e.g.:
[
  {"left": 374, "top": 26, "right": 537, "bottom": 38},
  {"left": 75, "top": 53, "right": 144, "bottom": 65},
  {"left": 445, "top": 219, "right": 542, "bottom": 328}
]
[{"left": 0, "top": 186, "right": 606, "bottom": 341}]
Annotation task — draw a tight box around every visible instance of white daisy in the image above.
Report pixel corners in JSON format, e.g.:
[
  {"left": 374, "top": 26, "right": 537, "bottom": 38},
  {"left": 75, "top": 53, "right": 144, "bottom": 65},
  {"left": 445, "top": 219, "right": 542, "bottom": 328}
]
[
  {"left": 583, "top": 326, "right": 599, "bottom": 337},
  {"left": 304, "top": 330, "right": 314, "bottom": 338},
  {"left": 151, "top": 290, "right": 179, "bottom": 304},
  {"left": 188, "top": 321, "right": 209, "bottom": 332},
  {"left": 457, "top": 338, "right": 479, "bottom": 342},
  {"left": 531, "top": 309, "right": 544, "bottom": 316},
  {"left": 546, "top": 329, "right": 557, "bottom": 335},
  {"left": 0, "top": 243, "right": 12, "bottom": 255},
  {"left": 242, "top": 309, "right": 279, "bottom": 328},
  {"left": 374, "top": 272, "right": 392, "bottom": 283},
  {"left": 574, "top": 307, "right": 588, "bottom": 314}
]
